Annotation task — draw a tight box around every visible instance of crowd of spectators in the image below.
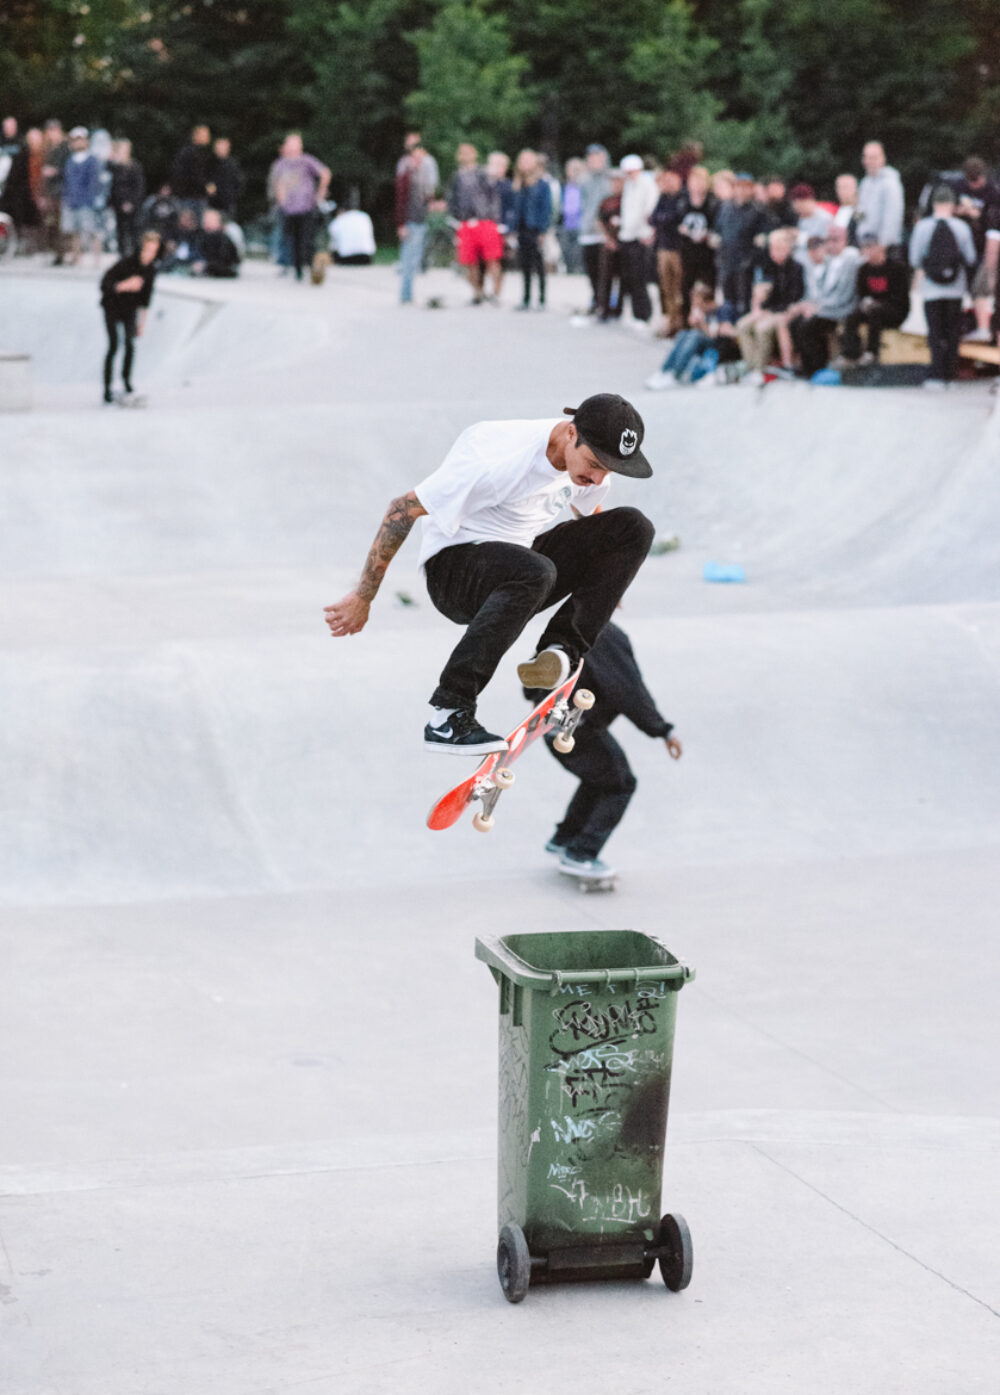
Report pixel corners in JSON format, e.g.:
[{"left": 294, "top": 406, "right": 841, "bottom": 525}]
[{"left": 2, "top": 111, "right": 998, "bottom": 389}]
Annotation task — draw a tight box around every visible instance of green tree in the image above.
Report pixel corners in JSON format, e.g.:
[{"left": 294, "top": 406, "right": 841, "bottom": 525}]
[
  {"left": 405, "top": 0, "right": 534, "bottom": 166},
  {"left": 622, "top": 2, "right": 722, "bottom": 158}
]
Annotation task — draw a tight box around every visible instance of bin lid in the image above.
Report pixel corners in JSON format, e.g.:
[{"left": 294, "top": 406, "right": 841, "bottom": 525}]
[{"left": 475, "top": 929, "right": 694, "bottom": 993}]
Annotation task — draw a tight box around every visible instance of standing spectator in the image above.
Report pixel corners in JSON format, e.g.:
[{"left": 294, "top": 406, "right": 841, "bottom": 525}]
[
  {"left": 577, "top": 144, "right": 612, "bottom": 314},
  {"left": 61, "top": 126, "right": 103, "bottom": 266},
  {"left": 909, "top": 185, "right": 977, "bottom": 389},
  {"left": 616, "top": 154, "right": 657, "bottom": 327},
  {"left": 40, "top": 118, "right": 68, "bottom": 261},
  {"left": 528, "top": 621, "right": 682, "bottom": 883},
  {"left": 650, "top": 166, "right": 685, "bottom": 337},
  {"left": 108, "top": 138, "right": 145, "bottom": 257},
  {"left": 511, "top": 148, "right": 552, "bottom": 311},
  {"left": 596, "top": 169, "right": 625, "bottom": 320},
  {"left": 857, "top": 141, "right": 905, "bottom": 259},
  {"left": 677, "top": 165, "right": 719, "bottom": 316},
  {"left": 207, "top": 136, "right": 244, "bottom": 219},
  {"left": 670, "top": 140, "right": 703, "bottom": 184},
  {"left": 761, "top": 175, "right": 796, "bottom": 232},
  {"left": 141, "top": 182, "right": 180, "bottom": 258},
  {"left": 952, "top": 157, "right": 1000, "bottom": 342},
  {"left": 834, "top": 173, "right": 862, "bottom": 245},
  {"left": 0, "top": 115, "right": 20, "bottom": 188},
  {"left": 447, "top": 143, "right": 503, "bottom": 305},
  {"left": 1, "top": 121, "right": 41, "bottom": 250},
  {"left": 172, "top": 124, "right": 213, "bottom": 215},
  {"left": 395, "top": 142, "right": 433, "bottom": 304},
  {"left": 535, "top": 150, "right": 562, "bottom": 269},
  {"left": 789, "top": 183, "right": 833, "bottom": 247},
  {"left": 558, "top": 157, "right": 585, "bottom": 274},
  {"left": 396, "top": 131, "right": 440, "bottom": 198},
  {"left": 841, "top": 235, "right": 911, "bottom": 364},
  {"left": 736, "top": 229, "right": 804, "bottom": 382},
  {"left": 485, "top": 148, "right": 517, "bottom": 279},
  {"left": 714, "top": 170, "right": 768, "bottom": 317},
  {"left": 99, "top": 229, "right": 160, "bottom": 404},
  {"left": 268, "top": 132, "right": 331, "bottom": 281},
  {"left": 789, "top": 224, "right": 861, "bottom": 376}
]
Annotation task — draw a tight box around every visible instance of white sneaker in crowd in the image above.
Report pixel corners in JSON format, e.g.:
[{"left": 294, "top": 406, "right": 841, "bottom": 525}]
[{"left": 644, "top": 370, "right": 678, "bottom": 390}]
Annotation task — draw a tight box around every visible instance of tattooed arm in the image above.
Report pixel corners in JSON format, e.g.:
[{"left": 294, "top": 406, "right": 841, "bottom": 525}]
[{"left": 324, "top": 490, "right": 428, "bottom": 636}]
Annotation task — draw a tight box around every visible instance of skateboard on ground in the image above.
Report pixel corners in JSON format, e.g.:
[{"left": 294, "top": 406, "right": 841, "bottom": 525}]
[
  {"left": 426, "top": 662, "right": 593, "bottom": 832},
  {"left": 115, "top": 391, "right": 147, "bottom": 408},
  {"left": 558, "top": 864, "right": 619, "bottom": 894}
]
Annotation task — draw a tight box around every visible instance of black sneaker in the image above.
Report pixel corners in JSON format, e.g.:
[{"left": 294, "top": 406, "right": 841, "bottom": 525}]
[{"left": 424, "top": 709, "right": 508, "bottom": 756}]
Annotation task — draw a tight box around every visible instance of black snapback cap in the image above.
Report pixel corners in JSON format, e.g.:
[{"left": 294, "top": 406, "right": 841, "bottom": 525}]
[{"left": 563, "top": 393, "right": 652, "bottom": 478}]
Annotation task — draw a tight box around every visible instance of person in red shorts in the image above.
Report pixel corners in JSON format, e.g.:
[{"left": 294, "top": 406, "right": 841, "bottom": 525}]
[{"left": 447, "top": 142, "right": 504, "bottom": 304}]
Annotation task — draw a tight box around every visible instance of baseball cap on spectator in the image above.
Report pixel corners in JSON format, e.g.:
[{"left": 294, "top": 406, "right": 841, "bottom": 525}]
[
  {"left": 734, "top": 171, "right": 754, "bottom": 183},
  {"left": 789, "top": 183, "right": 815, "bottom": 201},
  {"left": 69, "top": 126, "right": 89, "bottom": 139},
  {"left": 563, "top": 394, "right": 652, "bottom": 478},
  {"left": 585, "top": 143, "right": 608, "bottom": 158},
  {"left": 620, "top": 154, "right": 644, "bottom": 172}
]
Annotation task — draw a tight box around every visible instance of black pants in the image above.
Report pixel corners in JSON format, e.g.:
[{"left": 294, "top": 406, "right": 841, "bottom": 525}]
[
  {"left": 547, "top": 724, "right": 636, "bottom": 860},
  {"left": 582, "top": 242, "right": 602, "bottom": 309},
  {"left": 423, "top": 507, "right": 655, "bottom": 710},
  {"left": 719, "top": 262, "right": 754, "bottom": 318},
  {"left": 923, "top": 298, "right": 964, "bottom": 381},
  {"left": 284, "top": 210, "right": 315, "bottom": 279},
  {"left": 103, "top": 308, "right": 137, "bottom": 392},
  {"left": 596, "top": 246, "right": 621, "bottom": 318},
  {"left": 114, "top": 209, "right": 138, "bottom": 258},
  {"left": 790, "top": 314, "right": 838, "bottom": 376},
  {"left": 518, "top": 230, "right": 546, "bottom": 305},
  {"left": 842, "top": 306, "right": 905, "bottom": 360},
  {"left": 618, "top": 241, "right": 652, "bottom": 321}
]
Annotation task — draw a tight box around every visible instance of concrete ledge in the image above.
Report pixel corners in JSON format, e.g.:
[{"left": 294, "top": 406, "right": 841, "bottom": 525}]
[{"left": 0, "top": 351, "right": 32, "bottom": 410}]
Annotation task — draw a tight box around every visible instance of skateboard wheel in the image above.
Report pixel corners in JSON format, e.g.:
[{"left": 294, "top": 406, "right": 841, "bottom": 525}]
[
  {"left": 472, "top": 812, "right": 494, "bottom": 833},
  {"left": 573, "top": 688, "right": 595, "bottom": 710},
  {"left": 553, "top": 733, "right": 575, "bottom": 754},
  {"left": 494, "top": 768, "right": 515, "bottom": 789}
]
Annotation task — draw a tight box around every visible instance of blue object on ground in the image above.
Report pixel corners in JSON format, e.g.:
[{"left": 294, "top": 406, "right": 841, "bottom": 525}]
[
  {"left": 811, "top": 368, "right": 842, "bottom": 385},
  {"left": 704, "top": 561, "right": 746, "bottom": 583}
]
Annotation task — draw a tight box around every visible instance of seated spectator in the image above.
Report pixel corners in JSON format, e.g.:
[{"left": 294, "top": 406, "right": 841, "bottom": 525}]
[
  {"left": 736, "top": 229, "right": 804, "bottom": 382},
  {"left": 167, "top": 206, "right": 202, "bottom": 271},
  {"left": 798, "top": 233, "right": 829, "bottom": 303},
  {"left": 909, "top": 185, "right": 977, "bottom": 388},
  {"left": 789, "top": 183, "right": 833, "bottom": 247},
  {"left": 952, "top": 156, "right": 1000, "bottom": 342},
  {"left": 192, "top": 206, "right": 240, "bottom": 276},
  {"left": 834, "top": 173, "right": 861, "bottom": 245},
  {"left": 789, "top": 223, "right": 861, "bottom": 376},
  {"left": 329, "top": 198, "right": 376, "bottom": 264},
  {"left": 841, "top": 235, "right": 911, "bottom": 364},
  {"left": 645, "top": 282, "right": 740, "bottom": 389},
  {"left": 141, "top": 182, "right": 180, "bottom": 257},
  {"left": 715, "top": 170, "right": 768, "bottom": 317}
]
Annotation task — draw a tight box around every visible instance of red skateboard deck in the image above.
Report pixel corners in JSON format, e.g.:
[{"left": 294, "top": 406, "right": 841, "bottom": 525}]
[{"left": 426, "top": 661, "right": 592, "bottom": 832}]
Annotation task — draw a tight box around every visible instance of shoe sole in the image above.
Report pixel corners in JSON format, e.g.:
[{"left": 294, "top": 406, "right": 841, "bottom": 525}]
[
  {"left": 516, "top": 652, "right": 566, "bottom": 688},
  {"left": 424, "top": 739, "right": 508, "bottom": 756},
  {"left": 558, "top": 863, "right": 617, "bottom": 880}
]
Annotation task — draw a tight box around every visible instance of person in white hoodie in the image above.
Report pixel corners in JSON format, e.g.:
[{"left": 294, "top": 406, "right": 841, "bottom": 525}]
[
  {"left": 617, "top": 154, "right": 658, "bottom": 327},
  {"left": 857, "top": 142, "right": 905, "bottom": 259}
]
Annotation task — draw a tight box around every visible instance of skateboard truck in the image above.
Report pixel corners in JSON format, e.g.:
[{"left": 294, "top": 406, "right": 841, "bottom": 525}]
[
  {"left": 551, "top": 687, "right": 594, "bottom": 754},
  {"left": 472, "top": 767, "right": 515, "bottom": 832}
]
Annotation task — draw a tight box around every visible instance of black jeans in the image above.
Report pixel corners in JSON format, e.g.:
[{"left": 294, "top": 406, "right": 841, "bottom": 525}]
[
  {"left": 582, "top": 242, "right": 602, "bottom": 309},
  {"left": 923, "top": 298, "right": 964, "bottom": 381},
  {"left": 284, "top": 210, "right": 315, "bottom": 279},
  {"left": 842, "top": 305, "right": 904, "bottom": 360},
  {"left": 618, "top": 241, "right": 652, "bottom": 321},
  {"left": 790, "top": 314, "right": 838, "bottom": 376},
  {"left": 547, "top": 723, "right": 636, "bottom": 860},
  {"left": 114, "top": 209, "right": 139, "bottom": 258},
  {"left": 423, "top": 507, "right": 655, "bottom": 710},
  {"left": 103, "top": 308, "right": 137, "bottom": 392},
  {"left": 518, "top": 230, "right": 546, "bottom": 305}
]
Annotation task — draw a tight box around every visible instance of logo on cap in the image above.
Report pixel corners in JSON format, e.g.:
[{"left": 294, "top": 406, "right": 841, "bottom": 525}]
[{"left": 620, "top": 429, "right": 638, "bottom": 456}]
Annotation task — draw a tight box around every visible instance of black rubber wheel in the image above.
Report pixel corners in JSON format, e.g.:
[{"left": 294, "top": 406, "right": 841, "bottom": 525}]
[
  {"left": 497, "top": 1223, "right": 532, "bottom": 1303},
  {"left": 658, "top": 1213, "right": 693, "bottom": 1292}
]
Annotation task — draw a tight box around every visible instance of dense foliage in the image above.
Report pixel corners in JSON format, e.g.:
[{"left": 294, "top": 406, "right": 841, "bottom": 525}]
[{"left": 1, "top": 0, "right": 996, "bottom": 227}]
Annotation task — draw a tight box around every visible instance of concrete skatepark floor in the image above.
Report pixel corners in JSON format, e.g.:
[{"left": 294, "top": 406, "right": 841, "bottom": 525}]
[{"left": 1, "top": 260, "right": 999, "bottom": 1393}]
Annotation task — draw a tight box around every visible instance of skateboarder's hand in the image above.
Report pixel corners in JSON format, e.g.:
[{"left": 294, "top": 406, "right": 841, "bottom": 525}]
[
  {"left": 324, "top": 591, "right": 370, "bottom": 636},
  {"left": 666, "top": 736, "right": 682, "bottom": 760},
  {"left": 115, "top": 274, "right": 144, "bottom": 293}
]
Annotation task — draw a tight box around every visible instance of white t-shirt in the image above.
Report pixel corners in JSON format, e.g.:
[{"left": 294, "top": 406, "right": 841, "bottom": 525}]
[
  {"left": 414, "top": 418, "right": 611, "bottom": 568},
  {"left": 328, "top": 209, "right": 376, "bottom": 257}
]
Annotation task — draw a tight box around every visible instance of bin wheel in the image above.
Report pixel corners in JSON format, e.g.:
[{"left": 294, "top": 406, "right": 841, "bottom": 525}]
[
  {"left": 658, "top": 1213, "right": 693, "bottom": 1292},
  {"left": 497, "top": 1223, "right": 532, "bottom": 1303}
]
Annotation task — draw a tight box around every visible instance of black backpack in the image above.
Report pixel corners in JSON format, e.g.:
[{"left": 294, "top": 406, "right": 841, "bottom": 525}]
[{"left": 923, "top": 218, "right": 963, "bottom": 284}]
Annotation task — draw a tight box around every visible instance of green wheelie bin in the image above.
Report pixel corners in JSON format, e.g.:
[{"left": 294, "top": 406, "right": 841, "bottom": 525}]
[{"left": 475, "top": 928, "right": 695, "bottom": 1304}]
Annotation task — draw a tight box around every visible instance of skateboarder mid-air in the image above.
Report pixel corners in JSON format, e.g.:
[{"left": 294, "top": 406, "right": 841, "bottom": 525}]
[
  {"left": 324, "top": 394, "right": 655, "bottom": 754},
  {"left": 524, "top": 620, "right": 682, "bottom": 881}
]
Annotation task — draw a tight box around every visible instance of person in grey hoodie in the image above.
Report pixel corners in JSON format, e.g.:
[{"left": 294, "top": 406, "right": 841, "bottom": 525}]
[
  {"left": 577, "top": 144, "right": 612, "bottom": 313},
  {"left": 909, "top": 186, "right": 977, "bottom": 388},
  {"left": 789, "top": 223, "right": 861, "bottom": 375},
  {"left": 857, "top": 142, "right": 905, "bottom": 258}
]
